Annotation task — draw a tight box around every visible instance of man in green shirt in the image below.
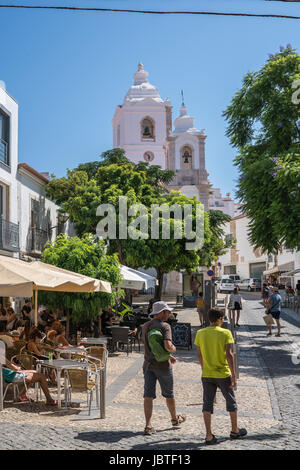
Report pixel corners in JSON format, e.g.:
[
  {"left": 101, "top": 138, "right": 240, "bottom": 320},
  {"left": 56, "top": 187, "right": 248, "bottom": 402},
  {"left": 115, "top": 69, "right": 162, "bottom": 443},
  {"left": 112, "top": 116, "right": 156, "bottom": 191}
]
[{"left": 194, "top": 308, "right": 247, "bottom": 445}]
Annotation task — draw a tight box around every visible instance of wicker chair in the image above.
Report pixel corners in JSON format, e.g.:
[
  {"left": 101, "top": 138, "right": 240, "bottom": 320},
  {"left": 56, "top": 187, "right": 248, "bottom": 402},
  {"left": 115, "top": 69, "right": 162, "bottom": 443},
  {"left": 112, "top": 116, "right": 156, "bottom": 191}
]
[
  {"left": 11, "top": 353, "right": 36, "bottom": 370},
  {"left": 11, "top": 340, "right": 27, "bottom": 356},
  {"left": 87, "top": 346, "right": 107, "bottom": 364},
  {"left": 65, "top": 369, "right": 98, "bottom": 414}
]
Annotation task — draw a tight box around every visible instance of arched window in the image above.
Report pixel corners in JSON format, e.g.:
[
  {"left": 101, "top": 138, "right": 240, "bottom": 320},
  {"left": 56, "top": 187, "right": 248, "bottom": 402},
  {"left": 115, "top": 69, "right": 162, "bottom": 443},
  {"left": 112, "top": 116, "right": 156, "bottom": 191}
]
[
  {"left": 181, "top": 145, "right": 193, "bottom": 169},
  {"left": 143, "top": 151, "right": 154, "bottom": 162},
  {"left": 141, "top": 117, "right": 155, "bottom": 141}
]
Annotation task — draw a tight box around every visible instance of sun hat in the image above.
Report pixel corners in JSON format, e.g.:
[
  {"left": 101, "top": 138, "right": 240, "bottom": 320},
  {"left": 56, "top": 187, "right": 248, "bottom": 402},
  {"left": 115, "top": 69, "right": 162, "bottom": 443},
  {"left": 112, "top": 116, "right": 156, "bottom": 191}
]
[{"left": 149, "top": 301, "right": 174, "bottom": 317}]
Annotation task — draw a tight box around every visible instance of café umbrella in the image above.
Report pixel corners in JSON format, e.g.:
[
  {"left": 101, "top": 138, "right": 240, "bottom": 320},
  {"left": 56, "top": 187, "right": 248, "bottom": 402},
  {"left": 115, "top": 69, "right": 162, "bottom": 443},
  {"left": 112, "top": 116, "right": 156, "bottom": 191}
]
[{"left": 0, "top": 255, "right": 112, "bottom": 325}]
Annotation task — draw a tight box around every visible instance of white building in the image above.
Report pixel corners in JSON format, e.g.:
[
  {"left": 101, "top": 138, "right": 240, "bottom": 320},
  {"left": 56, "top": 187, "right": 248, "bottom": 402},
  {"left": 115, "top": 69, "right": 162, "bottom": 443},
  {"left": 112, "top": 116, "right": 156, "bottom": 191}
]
[
  {"left": 112, "top": 63, "right": 211, "bottom": 209},
  {"left": 112, "top": 63, "right": 170, "bottom": 170},
  {"left": 0, "top": 83, "right": 73, "bottom": 263},
  {"left": 218, "top": 214, "right": 300, "bottom": 285},
  {"left": 209, "top": 188, "right": 241, "bottom": 218}
]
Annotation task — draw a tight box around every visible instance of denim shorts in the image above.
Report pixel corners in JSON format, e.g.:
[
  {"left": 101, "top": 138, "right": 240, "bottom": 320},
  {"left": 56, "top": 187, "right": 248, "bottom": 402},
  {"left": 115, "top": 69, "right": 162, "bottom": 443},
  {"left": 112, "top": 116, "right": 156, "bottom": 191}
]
[
  {"left": 144, "top": 368, "right": 174, "bottom": 399},
  {"left": 202, "top": 376, "right": 237, "bottom": 414},
  {"left": 12, "top": 372, "right": 29, "bottom": 383}
]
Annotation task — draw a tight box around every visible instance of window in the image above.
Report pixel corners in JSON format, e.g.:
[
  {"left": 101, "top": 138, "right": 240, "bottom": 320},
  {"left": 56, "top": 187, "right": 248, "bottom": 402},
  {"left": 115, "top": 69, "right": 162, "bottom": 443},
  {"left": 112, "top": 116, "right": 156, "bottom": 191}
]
[
  {"left": 224, "top": 265, "right": 236, "bottom": 274},
  {"left": 0, "top": 110, "right": 10, "bottom": 165},
  {"left": 180, "top": 145, "right": 193, "bottom": 170},
  {"left": 141, "top": 117, "right": 155, "bottom": 141}
]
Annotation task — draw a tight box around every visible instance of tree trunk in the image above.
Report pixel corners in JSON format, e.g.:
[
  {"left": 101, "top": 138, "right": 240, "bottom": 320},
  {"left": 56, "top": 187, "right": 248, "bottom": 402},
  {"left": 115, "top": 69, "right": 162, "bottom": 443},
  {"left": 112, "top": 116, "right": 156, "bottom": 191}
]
[
  {"left": 98, "top": 308, "right": 102, "bottom": 337},
  {"left": 154, "top": 269, "right": 164, "bottom": 301}
]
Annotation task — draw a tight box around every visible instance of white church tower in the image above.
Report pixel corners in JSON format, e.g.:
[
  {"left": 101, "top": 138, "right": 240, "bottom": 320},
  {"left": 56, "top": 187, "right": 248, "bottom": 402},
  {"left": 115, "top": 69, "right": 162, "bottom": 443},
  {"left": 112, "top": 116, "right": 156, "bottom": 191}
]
[
  {"left": 112, "top": 63, "right": 172, "bottom": 169},
  {"left": 166, "top": 96, "right": 210, "bottom": 209}
]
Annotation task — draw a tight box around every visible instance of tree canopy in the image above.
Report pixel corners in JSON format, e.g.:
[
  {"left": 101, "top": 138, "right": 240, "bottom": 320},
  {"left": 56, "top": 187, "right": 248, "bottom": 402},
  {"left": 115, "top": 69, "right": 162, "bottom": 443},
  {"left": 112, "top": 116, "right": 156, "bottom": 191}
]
[
  {"left": 39, "top": 234, "right": 122, "bottom": 322},
  {"left": 223, "top": 45, "right": 300, "bottom": 253},
  {"left": 46, "top": 148, "right": 232, "bottom": 298}
]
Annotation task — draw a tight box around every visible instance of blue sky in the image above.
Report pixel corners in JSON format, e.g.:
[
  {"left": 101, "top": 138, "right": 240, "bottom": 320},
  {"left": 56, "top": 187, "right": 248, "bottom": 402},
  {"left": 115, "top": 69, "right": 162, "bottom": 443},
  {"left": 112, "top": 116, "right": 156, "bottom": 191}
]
[{"left": 1, "top": 0, "right": 300, "bottom": 198}]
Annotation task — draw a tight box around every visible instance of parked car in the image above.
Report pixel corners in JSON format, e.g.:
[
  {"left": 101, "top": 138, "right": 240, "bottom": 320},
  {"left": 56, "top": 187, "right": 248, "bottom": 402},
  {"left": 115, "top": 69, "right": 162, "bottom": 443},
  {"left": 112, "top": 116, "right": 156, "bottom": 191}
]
[
  {"left": 218, "top": 278, "right": 235, "bottom": 293},
  {"left": 237, "top": 278, "right": 261, "bottom": 292},
  {"left": 221, "top": 275, "right": 241, "bottom": 287}
]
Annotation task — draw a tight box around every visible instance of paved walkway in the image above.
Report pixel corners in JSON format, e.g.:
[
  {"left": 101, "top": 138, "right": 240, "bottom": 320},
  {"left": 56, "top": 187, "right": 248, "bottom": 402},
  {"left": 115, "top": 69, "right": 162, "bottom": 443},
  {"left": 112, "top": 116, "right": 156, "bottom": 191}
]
[{"left": 0, "top": 296, "right": 299, "bottom": 450}]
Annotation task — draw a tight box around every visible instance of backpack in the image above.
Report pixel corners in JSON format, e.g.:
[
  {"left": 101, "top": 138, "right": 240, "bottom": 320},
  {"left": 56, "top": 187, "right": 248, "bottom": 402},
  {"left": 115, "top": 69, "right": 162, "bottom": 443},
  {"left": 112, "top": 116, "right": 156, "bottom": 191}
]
[{"left": 147, "top": 328, "right": 171, "bottom": 363}]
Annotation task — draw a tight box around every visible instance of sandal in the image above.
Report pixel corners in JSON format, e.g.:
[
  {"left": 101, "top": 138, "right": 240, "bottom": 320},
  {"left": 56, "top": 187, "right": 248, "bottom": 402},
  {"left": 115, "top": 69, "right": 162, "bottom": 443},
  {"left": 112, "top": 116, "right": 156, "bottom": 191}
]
[
  {"left": 205, "top": 434, "right": 218, "bottom": 445},
  {"left": 171, "top": 414, "right": 186, "bottom": 426},
  {"left": 275, "top": 334, "right": 281, "bottom": 337},
  {"left": 230, "top": 428, "right": 247, "bottom": 439},
  {"left": 46, "top": 400, "right": 58, "bottom": 406},
  {"left": 19, "top": 395, "right": 35, "bottom": 403},
  {"left": 144, "top": 426, "right": 156, "bottom": 436}
]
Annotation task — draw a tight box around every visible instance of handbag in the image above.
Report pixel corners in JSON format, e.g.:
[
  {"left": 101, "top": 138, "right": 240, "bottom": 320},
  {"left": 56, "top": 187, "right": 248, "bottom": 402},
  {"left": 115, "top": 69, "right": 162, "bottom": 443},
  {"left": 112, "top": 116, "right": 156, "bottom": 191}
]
[
  {"left": 263, "top": 314, "right": 275, "bottom": 326},
  {"left": 227, "top": 298, "right": 234, "bottom": 310}
]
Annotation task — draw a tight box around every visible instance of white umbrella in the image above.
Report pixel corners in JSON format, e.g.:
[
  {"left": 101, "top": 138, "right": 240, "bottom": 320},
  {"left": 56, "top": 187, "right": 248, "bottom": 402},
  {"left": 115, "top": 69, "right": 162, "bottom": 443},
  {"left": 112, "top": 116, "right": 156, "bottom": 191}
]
[
  {"left": 0, "top": 255, "right": 111, "bottom": 325},
  {"left": 120, "top": 265, "right": 157, "bottom": 290}
]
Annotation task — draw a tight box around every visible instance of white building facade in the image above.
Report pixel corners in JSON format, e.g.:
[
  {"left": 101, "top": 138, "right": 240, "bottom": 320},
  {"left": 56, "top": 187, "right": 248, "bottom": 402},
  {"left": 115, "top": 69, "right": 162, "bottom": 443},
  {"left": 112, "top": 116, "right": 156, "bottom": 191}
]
[
  {"left": 0, "top": 84, "right": 73, "bottom": 262},
  {"left": 112, "top": 63, "right": 211, "bottom": 209},
  {"left": 218, "top": 214, "right": 300, "bottom": 285}
]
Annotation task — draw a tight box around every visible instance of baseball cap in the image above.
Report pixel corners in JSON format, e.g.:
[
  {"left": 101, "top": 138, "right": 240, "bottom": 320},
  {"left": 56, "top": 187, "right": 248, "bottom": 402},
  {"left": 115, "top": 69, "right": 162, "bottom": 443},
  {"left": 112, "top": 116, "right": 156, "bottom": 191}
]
[{"left": 149, "top": 301, "right": 174, "bottom": 317}]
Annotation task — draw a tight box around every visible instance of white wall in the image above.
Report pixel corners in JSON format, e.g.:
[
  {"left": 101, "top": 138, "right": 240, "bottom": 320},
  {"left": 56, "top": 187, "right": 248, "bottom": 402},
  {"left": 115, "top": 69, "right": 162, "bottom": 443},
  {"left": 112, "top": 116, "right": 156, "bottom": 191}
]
[
  {"left": 0, "top": 87, "right": 19, "bottom": 229},
  {"left": 113, "top": 101, "right": 167, "bottom": 168}
]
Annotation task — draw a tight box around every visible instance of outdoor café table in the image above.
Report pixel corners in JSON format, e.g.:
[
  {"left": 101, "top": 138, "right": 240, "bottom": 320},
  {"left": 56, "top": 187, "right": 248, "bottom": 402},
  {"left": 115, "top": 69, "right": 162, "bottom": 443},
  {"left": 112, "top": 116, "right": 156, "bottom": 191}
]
[
  {"left": 36, "top": 358, "right": 91, "bottom": 409},
  {"left": 79, "top": 337, "right": 108, "bottom": 346},
  {"left": 55, "top": 346, "right": 87, "bottom": 359}
]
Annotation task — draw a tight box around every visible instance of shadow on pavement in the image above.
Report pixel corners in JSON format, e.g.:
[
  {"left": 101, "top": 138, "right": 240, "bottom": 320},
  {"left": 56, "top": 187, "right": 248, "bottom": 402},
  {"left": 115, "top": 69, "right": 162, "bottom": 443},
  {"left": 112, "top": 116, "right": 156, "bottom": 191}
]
[{"left": 74, "top": 430, "right": 141, "bottom": 444}]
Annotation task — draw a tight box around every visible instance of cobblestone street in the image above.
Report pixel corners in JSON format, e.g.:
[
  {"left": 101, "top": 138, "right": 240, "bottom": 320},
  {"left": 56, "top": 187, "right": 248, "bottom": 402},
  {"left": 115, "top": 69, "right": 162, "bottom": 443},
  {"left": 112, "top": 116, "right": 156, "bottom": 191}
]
[{"left": 0, "top": 294, "right": 299, "bottom": 450}]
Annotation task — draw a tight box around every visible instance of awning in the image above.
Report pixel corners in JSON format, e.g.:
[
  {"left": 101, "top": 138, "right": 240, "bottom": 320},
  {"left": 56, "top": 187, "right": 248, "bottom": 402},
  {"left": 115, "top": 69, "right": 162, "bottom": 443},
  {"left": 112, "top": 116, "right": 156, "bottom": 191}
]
[
  {"left": 263, "top": 261, "right": 295, "bottom": 276},
  {"left": 120, "top": 265, "right": 157, "bottom": 290},
  {"left": 283, "top": 268, "right": 300, "bottom": 276}
]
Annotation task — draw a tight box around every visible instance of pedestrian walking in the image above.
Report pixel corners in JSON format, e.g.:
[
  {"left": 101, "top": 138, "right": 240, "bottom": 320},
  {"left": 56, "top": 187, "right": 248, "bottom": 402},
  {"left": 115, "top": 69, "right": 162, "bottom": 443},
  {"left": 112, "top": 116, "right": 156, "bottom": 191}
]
[
  {"left": 262, "top": 283, "right": 270, "bottom": 307},
  {"left": 228, "top": 288, "right": 243, "bottom": 327},
  {"left": 194, "top": 308, "right": 247, "bottom": 445},
  {"left": 141, "top": 301, "right": 186, "bottom": 436},
  {"left": 196, "top": 293, "right": 205, "bottom": 327},
  {"left": 266, "top": 287, "right": 282, "bottom": 337}
]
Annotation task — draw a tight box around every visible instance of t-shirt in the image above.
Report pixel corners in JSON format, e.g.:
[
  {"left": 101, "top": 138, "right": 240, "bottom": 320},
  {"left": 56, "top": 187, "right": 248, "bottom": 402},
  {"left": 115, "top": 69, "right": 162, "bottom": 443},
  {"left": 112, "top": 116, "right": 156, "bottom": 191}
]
[
  {"left": 142, "top": 319, "right": 172, "bottom": 370},
  {"left": 194, "top": 326, "right": 234, "bottom": 378},
  {"left": 196, "top": 298, "right": 205, "bottom": 309},
  {"left": 229, "top": 294, "right": 242, "bottom": 304},
  {"left": 22, "top": 305, "right": 31, "bottom": 320},
  {"left": 269, "top": 293, "right": 282, "bottom": 312}
]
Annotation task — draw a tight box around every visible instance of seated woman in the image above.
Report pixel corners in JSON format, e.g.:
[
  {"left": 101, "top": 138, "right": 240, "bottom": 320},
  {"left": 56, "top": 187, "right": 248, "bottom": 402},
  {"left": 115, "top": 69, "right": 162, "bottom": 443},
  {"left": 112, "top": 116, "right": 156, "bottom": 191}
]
[
  {"left": 46, "top": 329, "right": 58, "bottom": 346},
  {"left": 51, "top": 321, "right": 85, "bottom": 349},
  {"left": 6, "top": 307, "right": 17, "bottom": 331},
  {"left": 26, "top": 328, "right": 56, "bottom": 384},
  {"left": 2, "top": 358, "right": 57, "bottom": 405},
  {"left": 26, "top": 328, "right": 48, "bottom": 359}
]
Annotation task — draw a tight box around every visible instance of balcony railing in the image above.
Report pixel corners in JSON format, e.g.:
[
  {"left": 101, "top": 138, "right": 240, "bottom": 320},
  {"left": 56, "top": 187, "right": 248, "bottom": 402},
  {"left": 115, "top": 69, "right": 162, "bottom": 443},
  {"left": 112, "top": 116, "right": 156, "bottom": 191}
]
[
  {"left": 0, "top": 217, "right": 20, "bottom": 252},
  {"left": 30, "top": 227, "right": 50, "bottom": 254}
]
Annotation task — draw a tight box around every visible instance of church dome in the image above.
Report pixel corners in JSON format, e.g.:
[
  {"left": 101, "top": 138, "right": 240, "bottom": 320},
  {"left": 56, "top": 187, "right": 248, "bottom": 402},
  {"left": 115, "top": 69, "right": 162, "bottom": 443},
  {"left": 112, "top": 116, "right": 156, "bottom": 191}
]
[
  {"left": 172, "top": 102, "right": 205, "bottom": 136},
  {"left": 124, "top": 63, "right": 164, "bottom": 104}
]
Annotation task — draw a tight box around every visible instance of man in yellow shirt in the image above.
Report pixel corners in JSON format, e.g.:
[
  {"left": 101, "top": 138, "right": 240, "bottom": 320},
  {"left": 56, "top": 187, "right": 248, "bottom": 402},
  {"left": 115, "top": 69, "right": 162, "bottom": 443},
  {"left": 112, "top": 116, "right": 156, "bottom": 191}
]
[{"left": 194, "top": 308, "right": 247, "bottom": 445}]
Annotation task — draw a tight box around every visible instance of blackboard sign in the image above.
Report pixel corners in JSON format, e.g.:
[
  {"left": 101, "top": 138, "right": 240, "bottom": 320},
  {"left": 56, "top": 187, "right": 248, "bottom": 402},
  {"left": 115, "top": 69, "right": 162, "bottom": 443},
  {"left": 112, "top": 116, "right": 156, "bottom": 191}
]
[{"left": 171, "top": 322, "right": 192, "bottom": 350}]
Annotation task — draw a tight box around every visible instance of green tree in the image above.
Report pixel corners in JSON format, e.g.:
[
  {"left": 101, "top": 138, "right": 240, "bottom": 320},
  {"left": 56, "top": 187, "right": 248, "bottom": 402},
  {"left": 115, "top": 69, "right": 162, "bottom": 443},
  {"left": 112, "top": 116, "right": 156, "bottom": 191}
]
[
  {"left": 223, "top": 45, "right": 300, "bottom": 253},
  {"left": 46, "top": 149, "right": 231, "bottom": 298},
  {"left": 39, "top": 234, "right": 122, "bottom": 322}
]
